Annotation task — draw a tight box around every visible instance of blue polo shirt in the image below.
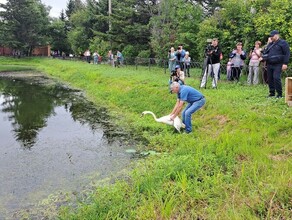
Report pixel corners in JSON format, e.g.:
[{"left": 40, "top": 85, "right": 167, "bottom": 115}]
[{"left": 177, "top": 85, "right": 204, "bottom": 103}]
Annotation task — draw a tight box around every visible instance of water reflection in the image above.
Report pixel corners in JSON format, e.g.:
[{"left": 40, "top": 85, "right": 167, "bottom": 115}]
[
  {"left": 0, "top": 74, "right": 139, "bottom": 218},
  {"left": 0, "top": 76, "right": 129, "bottom": 149},
  {"left": 0, "top": 79, "right": 59, "bottom": 148}
]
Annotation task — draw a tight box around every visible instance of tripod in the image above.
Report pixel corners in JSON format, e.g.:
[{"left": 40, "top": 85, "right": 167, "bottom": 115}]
[{"left": 200, "top": 55, "right": 217, "bottom": 89}]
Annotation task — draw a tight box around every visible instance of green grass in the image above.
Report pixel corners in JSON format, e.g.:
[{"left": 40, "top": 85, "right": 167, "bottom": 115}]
[
  {"left": 0, "top": 57, "right": 291, "bottom": 219},
  {"left": 0, "top": 64, "right": 34, "bottom": 72}
]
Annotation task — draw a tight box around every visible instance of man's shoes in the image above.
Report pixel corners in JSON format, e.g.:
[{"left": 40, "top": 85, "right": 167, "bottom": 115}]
[
  {"left": 266, "top": 94, "right": 275, "bottom": 98},
  {"left": 276, "top": 95, "right": 283, "bottom": 99}
]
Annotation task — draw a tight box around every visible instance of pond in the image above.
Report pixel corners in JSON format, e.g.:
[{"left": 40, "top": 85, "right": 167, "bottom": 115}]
[{"left": 0, "top": 73, "right": 137, "bottom": 218}]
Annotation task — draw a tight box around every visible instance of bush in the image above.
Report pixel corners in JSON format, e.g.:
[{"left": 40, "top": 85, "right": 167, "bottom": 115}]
[
  {"left": 123, "top": 45, "right": 138, "bottom": 58},
  {"left": 137, "top": 50, "right": 151, "bottom": 59}
]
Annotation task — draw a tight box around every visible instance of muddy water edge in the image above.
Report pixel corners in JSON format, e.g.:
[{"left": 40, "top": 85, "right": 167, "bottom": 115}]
[{"left": 0, "top": 71, "right": 145, "bottom": 219}]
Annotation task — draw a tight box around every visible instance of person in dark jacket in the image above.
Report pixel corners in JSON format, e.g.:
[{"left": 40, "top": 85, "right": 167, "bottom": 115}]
[
  {"left": 262, "top": 30, "right": 290, "bottom": 98},
  {"left": 200, "top": 38, "right": 222, "bottom": 88}
]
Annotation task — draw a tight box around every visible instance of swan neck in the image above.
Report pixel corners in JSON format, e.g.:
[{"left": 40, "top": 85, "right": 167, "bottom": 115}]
[{"left": 145, "top": 111, "right": 157, "bottom": 120}]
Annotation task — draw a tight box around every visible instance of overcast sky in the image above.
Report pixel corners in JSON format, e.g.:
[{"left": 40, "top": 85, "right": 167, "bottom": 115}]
[
  {"left": 0, "top": 0, "right": 68, "bottom": 18},
  {"left": 42, "top": 0, "right": 67, "bottom": 18}
]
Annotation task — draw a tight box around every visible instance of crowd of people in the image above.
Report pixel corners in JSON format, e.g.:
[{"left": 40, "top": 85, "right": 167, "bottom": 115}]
[
  {"left": 82, "top": 49, "right": 124, "bottom": 67},
  {"left": 167, "top": 30, "right": 290, "bottom": 133},
  {"left": 168, "top": 30, "right": 290, "bottom": 98}
]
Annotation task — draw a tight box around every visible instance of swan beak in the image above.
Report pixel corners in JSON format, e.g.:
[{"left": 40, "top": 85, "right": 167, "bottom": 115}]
[{"left": 140, "top": 113, "right": 144, "bottom": 118}]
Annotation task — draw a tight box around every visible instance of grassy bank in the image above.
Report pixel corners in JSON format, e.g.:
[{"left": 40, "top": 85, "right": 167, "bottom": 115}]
[{"left": 0, "top": 57, "right": 291, "bottom": 219}]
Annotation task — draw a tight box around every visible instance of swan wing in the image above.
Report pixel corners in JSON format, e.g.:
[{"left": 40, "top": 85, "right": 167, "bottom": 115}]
[
  {"left": 173, "top": 116, "right": 183, "bottom": 132},
  {"left": 156, "top": 115, "right": 174, "bottom": 125}
]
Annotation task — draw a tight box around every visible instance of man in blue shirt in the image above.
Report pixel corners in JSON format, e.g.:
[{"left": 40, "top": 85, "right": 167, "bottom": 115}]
[
  {"left": 263, "top": 30, "right": 290, "bottom": 98},
  {"left": 170, "top": 82, "right": 206, "bottom": 133}
]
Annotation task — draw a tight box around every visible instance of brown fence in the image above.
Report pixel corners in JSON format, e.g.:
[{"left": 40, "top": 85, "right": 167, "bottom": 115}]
[{"left": 0, "top": 46, "right": 51, "bottom": 56}]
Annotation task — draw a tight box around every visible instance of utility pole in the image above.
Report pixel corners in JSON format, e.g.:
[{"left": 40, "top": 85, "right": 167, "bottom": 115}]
[
  {"left": 108, "top": 0, "right": 112, "bottom": 31},
  {"left": 108, "top": 0, "right": 112, "bottom": 47}
]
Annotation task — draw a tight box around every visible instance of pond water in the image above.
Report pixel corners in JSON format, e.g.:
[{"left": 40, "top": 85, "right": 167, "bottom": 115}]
[{"left": 0, "top": 73, "right": 136, "bottom": 219}]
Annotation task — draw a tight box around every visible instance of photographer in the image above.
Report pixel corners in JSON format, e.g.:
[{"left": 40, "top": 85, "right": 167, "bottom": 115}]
[
  {"left": 200, "top": 38, "right": 222, "bottom": 89},
  {"left": 247, "top": 41, "right": 262, "bottom": 85},
  {"left": 229, "top": 42, "right": 246, "bottom": 81},
  {"left": 169, "top": 65, "right": 185, "bottom": 93}
]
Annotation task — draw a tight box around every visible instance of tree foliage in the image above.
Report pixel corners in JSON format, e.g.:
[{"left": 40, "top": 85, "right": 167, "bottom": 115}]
[
  {"left": 0, "top": 0, "right": 50, "bottom": 55},
  {"left": 0, "top": 0, "right": 291, "bottom": 62},
  {"left": 48, "top": 19, "right": 71, "bottom": 54},
  {"left": 150, "top": 0, "right": 203, "bottom": 59},
  {"left": 65, "top": 0, "right": 84, "bottom": 19},
  {"left": 197, "top": 0, "right": 292, "bottom": 62}
]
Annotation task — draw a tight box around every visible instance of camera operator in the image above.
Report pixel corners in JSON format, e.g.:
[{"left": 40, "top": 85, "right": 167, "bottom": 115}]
[
  {"left": 169, "top": 65, "right": 185, "bottom": 93},
  {"left": 200, "top": 38, "right": 222, "bottom": 89}
]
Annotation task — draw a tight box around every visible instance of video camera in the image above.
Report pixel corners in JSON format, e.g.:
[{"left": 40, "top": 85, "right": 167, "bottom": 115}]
[{"left": 205, "top": 39, "right": 214, "bottom": 56}]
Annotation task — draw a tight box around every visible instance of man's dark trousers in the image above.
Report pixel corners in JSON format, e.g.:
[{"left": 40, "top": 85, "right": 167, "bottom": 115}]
[{"left": 267, "top": 63, "right": 282, "bottom": 96}]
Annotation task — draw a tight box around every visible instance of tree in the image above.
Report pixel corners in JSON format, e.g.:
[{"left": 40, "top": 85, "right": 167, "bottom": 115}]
[
  {"left": 65, "top": 0, "right": 84, "bottom": 19},
  {"left": 149, "top": 0, "right": 203, "bottom": 58},
  {"left": 0, "top": 0, "right": 50, "bottom": 55},
  {"left": 67, "top": 15, "right": 88, "bottom": 54},
  {"left": 48, "top": 19, "right": 71, "bottom": 55},
  {"left": 195, "top": 0, "right": 222, "bottom": 16},
  {"left": 254, "top": 0, "right": 292, "bottom": 46},
  {"left": 109, "top": 0, "right": 153, "bottom": 50},
  {"left": 196, "top": 0, "right": 292, "bottom": 62}
]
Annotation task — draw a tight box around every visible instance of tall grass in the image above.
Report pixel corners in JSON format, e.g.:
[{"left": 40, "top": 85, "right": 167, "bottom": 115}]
[{"left": 0, "top": 57, "right": 291, "bottom": 219}]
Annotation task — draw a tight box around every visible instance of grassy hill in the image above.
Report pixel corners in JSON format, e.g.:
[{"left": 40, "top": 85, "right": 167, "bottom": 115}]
[{"left": 0, "top": 57, "right": 291, "bottom": 219}]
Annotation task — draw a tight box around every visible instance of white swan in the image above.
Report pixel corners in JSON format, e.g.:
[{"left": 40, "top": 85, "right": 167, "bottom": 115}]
[{"left": 140, "top": 111, "right": 185, "bottom": 132}]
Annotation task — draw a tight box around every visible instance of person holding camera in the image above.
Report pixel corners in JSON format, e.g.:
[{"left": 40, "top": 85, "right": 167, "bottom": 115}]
[
  {"left": 200, "top": 38, "right": 222, "bottom": 89},
  {"left": 247, "top": 41, "right": 262, "bottom": 85},
  {"left": 229, "top": 42, "right": 246, "bottom": 81},
  {"left": 169, "top": 65, "right": 185, "bottom": 93},
  {"left": 260, "top": 30, "right": 290, "bottom": 98}
]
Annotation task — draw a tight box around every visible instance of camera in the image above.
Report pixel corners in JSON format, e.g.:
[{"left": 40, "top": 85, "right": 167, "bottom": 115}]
[
  {"left": 170, "top": 70, "right": 176, "bottom": 76},
  {"left": 205, "top": 45, "right": 214, "bottom": 57},
  {"left": 205, "top": 39, "right": 214, "bottom": 56},
  {"left": 170, "top": 70, "right": 180, "bottom": 82},
  {"left": 206, "top": 44, "right": 214, "bottom": 52}
]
